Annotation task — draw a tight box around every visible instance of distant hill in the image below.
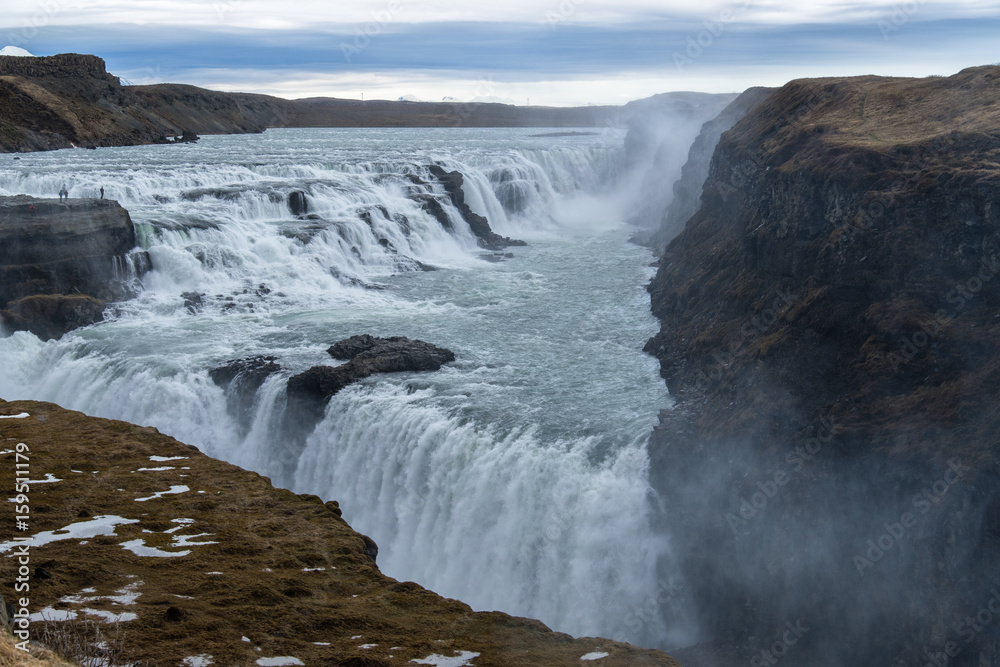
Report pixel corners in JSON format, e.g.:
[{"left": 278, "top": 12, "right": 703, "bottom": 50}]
[{"left": 0, "top": 52, "right": 731, "bottom": 153}]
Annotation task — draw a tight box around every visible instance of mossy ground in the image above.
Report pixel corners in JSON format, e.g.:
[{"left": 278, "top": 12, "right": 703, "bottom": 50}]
[{"left": 0, "top": 399, "right": 678, "bottom": 666}]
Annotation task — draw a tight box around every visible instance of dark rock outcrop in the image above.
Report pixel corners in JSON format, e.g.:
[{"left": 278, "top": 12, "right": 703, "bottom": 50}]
[
  {"left": 288, "top": 190, "right": 309, "bottom": 217},
  {"left": 427, "top": 164, "right": 526, "bottom": 250},
  {"left": 0, "top": 294, "right": 105, "bottom": 341},
  {"left": 209, "top": 356, "right": 282, "bottom": 435},
  {"left": 0, "top": 195, "right": 148, "bottom": 339},
  {"left": 643, "top": 66, "right": 1000, "bottom": 665},
  {"left": 286, "top": 335, "right": 455, "bottom": 425}
]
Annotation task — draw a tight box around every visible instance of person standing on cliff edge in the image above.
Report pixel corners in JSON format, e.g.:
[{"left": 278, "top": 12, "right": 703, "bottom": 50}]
[{"left": 100, "top": 187, "right": 104, "bottom": 199}]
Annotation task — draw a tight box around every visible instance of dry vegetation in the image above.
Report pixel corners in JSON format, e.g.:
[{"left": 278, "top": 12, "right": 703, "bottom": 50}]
[{"left": 0, "top": 399, "right": 678, "bottom": 666}]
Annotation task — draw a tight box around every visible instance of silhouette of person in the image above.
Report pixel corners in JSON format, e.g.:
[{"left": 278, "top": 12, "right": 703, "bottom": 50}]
[{"left": 100, "top": 187, "right": 104, "bottom": 199}]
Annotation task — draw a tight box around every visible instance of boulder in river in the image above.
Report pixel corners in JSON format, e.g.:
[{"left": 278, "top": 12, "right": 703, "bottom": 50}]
[
  {"left": 286, "top": 335, "right": 455, "bottom": 428},
  {"left": 288, "top": 190, "right": 309, "bottom": 217}
]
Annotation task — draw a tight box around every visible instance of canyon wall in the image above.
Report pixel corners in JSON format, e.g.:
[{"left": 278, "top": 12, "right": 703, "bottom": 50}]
[{"left": 645, "top": 66, "right": 1000, "bottom": 666}]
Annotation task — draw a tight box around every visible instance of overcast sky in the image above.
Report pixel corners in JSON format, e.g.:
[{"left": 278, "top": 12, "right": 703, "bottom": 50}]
[{"left": 2, "top": 0, "right": 999, "bottom": 105}]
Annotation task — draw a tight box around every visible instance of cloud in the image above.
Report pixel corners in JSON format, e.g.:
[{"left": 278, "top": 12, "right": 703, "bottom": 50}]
[
  {"left": 3, "top": 3, "right": 999, "bottom": 105},
  {"left": 3, "top": 1, "right": 1000, "bottom": 31}
]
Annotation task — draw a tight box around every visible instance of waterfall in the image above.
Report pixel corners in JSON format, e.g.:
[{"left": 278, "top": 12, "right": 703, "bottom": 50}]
[{"left": 0, "top": 128, "right": 673, "bottom": 647}]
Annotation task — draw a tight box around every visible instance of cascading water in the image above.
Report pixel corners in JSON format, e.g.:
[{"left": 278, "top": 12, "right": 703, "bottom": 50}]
[{"left": 0, "top": 127, "right": 674, "bottom": 647}]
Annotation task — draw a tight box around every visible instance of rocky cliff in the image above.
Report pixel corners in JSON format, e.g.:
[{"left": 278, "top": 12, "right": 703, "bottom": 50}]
[
  {"left": 0, "top": 196, "right": 148, "bottom": 339},
  {"left": 644, "top": 66, "right": 1000, "bottom": 665},
  {"left": 643, "top": 87, "right": 773, "bottom": 251},
  {"left": 0, "top": 399, "right": 680, "bottom": 666}
]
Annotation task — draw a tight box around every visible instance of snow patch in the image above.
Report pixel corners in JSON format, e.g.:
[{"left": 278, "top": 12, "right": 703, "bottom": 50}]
[
  {"left": 30, "top": 607, "right": 77, "bottom": 622},
  {"left": 28, "top": 473, "right": 62, "bottom": 484},
  {"left": 410, "top": 651, "right": 481, "bottom": 666},
  {"left": 149, "top": 455, "right": 188, "bottom": 462},
  {"left": 255, "top": 658, "right": 304, "bottom": 666},
  {"left": 121, "top": 539, "right": 191, "bottom": 558},
  {"left": 581, "top": 652, "right": 610, "bottom": 661},
  {"left": 0, "top": 412, "right": 30, "bottom": 418},
  {"left": 183, "top": 656, "right": 214, "bottom": 667},
  {"left": 135, "top": 466, "right": 175, "bottom": 472},
  {"left": 135, "top": 485, "right": 189, "bottom": 502},
  {"left": 0, "top": 515, "right": 138, "bottom": 553},
  {"left": 0, "top": 46, "right": 34, "bottom": 57}
]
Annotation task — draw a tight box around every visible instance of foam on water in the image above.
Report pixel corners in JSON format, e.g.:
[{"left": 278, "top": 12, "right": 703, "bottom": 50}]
[{"left": 0, "top": 128, "right": 675, "bottom": 646}]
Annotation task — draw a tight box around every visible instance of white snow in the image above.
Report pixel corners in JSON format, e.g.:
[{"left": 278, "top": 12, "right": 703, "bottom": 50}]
[
  {"left": 29, "top": 607, "right": 78, "bottom": 622},
  {"left": 313, "top": 642, "right": 331, "bottom": 646},
  {"left": 0, "top": 450, "right": 14, "bottom": 455},
  {"left": 255, "top": 658, "right": 304, "bottom": 666},
  {"left": 135, "top": 466, "right": 175, "bottom": 472},
  {"left": 120, "top": 539, "right": 191, "bottom": 558},
  {"left": 242, "top": 637, "right": 252, "bottom": 643},
  {"left": 172, "top": 533, "right": 218, "bottom": 548},
  {"left": 580, "top": 652, "right": 610, "bottom": 661},
  {"left": 149, "top": 455, "right": 188, "bottom": 462},
  {"left": 62, "top": 581, "right": 141, "bottom": 606},
  {"left": 0, "top": 46, "right": 34, "bottom": 57},
  {"left": 28, "top": 473, "right": 63, "bottom": 484},
  {"left": 409, "top": 652, "right": 481, "bottom": 666},
  {"left": 359, "top": 644, "right": 378, "bottom": 649},
  {"left": 205, "top": 571, "right": 223, "bottom": 575},
  {"left": 135, "top": 485, "right": 189, "bottom": 502},
  {"left": 80, "top": 609, "right": 138, "bottom": 623},
  {"left": 0, "top": 515, "right": 138, "bottom": 553},
  {"left": 302, "top": 567, "right": 325, "bottom": 572},
  {"left": 0, "top": 412, "right": 30, "bottom": 418},
  {"left": 182, "top": 656, "right": 214, "bottom": 667}
]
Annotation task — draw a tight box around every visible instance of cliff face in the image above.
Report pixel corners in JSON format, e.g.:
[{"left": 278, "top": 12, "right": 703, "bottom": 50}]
[
  {"left": 0, "top": 399, "right": 680, "bottom": 666},
  {"left": 643, "top": 87, "right": 773, "bottom": 251},
  {"left": 0, "top": 54, "right": 168, "bottom": 151},
  {"left": 0, "top": 196, "right": 148, "bottom": 339},
  {"left": 644, "top": 66, "right": 1000, "bottom": 665},
  {"left": 622, "top": 92, "right": 739, "bottom": 232}
]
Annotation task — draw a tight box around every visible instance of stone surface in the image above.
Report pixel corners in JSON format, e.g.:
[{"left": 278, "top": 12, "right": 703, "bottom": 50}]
[{"left": 286, "top": 336, "right": 455, "bottom": 429}]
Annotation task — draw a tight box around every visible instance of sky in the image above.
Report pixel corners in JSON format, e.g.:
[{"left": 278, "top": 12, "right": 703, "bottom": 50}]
[{"left": 1, "top": 0, "right": 999, "bottom": 106}]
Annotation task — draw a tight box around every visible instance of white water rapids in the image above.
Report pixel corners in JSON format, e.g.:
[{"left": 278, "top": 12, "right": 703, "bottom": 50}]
[{"left": 0, "top": 127, "right": 678, "bottom": 647}]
